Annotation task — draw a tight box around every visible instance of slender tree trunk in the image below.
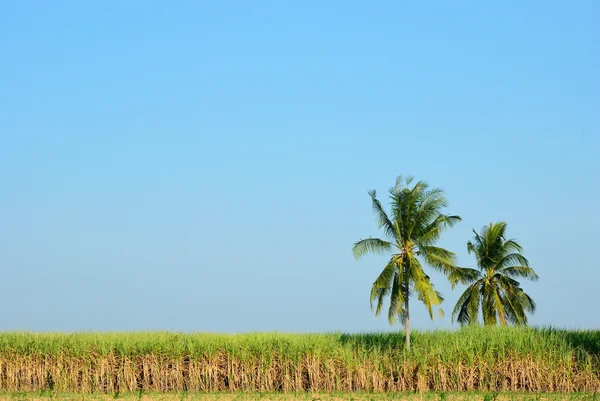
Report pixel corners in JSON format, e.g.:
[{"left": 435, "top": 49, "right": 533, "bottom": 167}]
[{"left": 405, "top": 288, "right": 410, "bottom": 351}]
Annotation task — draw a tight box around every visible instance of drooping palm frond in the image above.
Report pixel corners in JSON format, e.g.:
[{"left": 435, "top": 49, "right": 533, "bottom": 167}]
[
  {"left": 501, "top": 265, "right": 539, "bottom": 280},
  {"left": 466, "top": 283, "right": 481, "bottom": 324},
  {"left": 410, "top": 255, "right": 442, "bottom": 319},
  {"left": 522, "top": 292, "right": 536, "bottom": 313},
  {"left": 498, "top": 279, "right": 528, "bottom": 325},
  {"left": 447, "top": 267, "right": 481, "bottom": 289},
  {"left": 498, "top": 274, "right": 536, "bottom": 314},
  {"left": 466, "top": 240, "right": 480, "bottom": 261},
  {"left": 370, "top": 260, "right": 396, "bottom": 314},
  {"left": 388, "top": 271, "right": 403, "bottom": 324},
  {"left": 420, "top": 246, "right": 457, "bottom": 275},
  {"left": 497, "top": 252, "right": 530, "bottom": 269},
  {"left": 452, "top": 281, "right": 481, "bottom": 325},
  {"left": 482, "top": 283, "right": 498, "bottom": 325},
  {"left": 353, "top": 238, "right": 395, "bottom": 259}
]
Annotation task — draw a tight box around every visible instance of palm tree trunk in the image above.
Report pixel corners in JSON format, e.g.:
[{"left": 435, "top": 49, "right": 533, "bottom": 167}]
[{"left": 405, "top": 289, "right": 410, "bottom": 351}]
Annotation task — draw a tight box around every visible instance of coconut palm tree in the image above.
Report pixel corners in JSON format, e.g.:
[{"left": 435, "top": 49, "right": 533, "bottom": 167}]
[
  {"left": 353, "top": 176, "right": 462, "bottom": 350},
  {"left": 452, "top": 222, "right": 539, "bottom": 326}
]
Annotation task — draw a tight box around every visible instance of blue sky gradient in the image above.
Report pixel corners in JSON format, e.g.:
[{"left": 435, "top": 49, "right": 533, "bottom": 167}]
[{"left": 1, "top": 1, "right": 598, "bottom": 332}]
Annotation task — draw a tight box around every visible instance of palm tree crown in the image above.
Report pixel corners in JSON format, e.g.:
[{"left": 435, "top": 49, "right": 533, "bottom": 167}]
[
  {"left": 452, "top": 222, "right": 539, "bottom": 326},
  {"left": 353, "top": 176, "right": 461, "bottom": 350}
]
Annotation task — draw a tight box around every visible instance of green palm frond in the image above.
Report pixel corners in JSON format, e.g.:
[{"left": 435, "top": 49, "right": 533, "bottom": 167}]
[
  {"left": 372, "top": 260, "right": 397, "bottom": 290},
  {"left": 447, "top": 267, "right": 481, "bottom": 289},
  {"left": 522, "top": 292, "right": 536, "bottom": 313},
  {"left": 495, "top": 273, "right": 521, "bottom": 287},
  {"left": 466, "top": 240, "right": 480, "bottom": 259},
  {"left": 502, "top": 265, "right": 539, "bottom": 281},
  {"left": 368, "top": 190, "right": 397, "bottom": 241},
  {"left": 408, "top": 189, "right": 447, "bottom": 237},
  {"left": 482, "top": 284, "right": 498, "bottom": 325},
  {"left": 418, "top": 227, "right": 441, "bottom": 247},
  {"left": 388, "top": 271, "right": 403, "bottom": 325},
  {"left": 409, "top": 255, "right": 442, "bottom": 319},
  {"left": 467, "top": 283, "right": 481, "bottom": 325},
  {"left": 420, "top": 246, "right": 462, "bottom": 284},
  {"left": 497, "top": 278, "right": 526, "bottom": 324},
  {"left": 502, "top": 238, "right": 523, "bottom": 254},
  {"left": 493, "top": 282, "right": 508, "bottom": 326},
  {"left": 498, "top": 275, "right": 536, "bottom": 311},
  {"left": 415, "top": 214, "right": 461, "bottom": 248},
  {"left": 486, "top": 221, "right": 508, "bottom": 242},
  {"left": 393, "top": 175, "right": 415, "bottom": 192},
  {"left": 370, "top": 261, "right": 396, "bottom": 314},
  {"left": 413, "top": 275, "right": 441, "bottom": 319},
  {"left": 371, "top": 286, "right": 389, "bottom": 316},
  {"left": 353, "top": 238, "right": 395, "bottom": 260},
  {"left": 452, "top": 281, "right": 480, "bottom": 325},
  {"left": 438, "top": 214, "right": 462, "bottom": 228},
  {"left": 497, "top": 252, "right": 529, "bottom": 268},
  {"left": 389, "top": 190, "right": 410, "bottom": 241}
]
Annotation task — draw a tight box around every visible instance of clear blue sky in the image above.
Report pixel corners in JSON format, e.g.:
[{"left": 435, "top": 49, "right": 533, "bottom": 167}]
[{"left": 1, "top": 1, "right": 598, "bottom": 332}]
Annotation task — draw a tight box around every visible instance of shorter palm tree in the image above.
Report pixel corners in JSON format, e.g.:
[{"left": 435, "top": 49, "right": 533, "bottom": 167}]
[{"left": 452, "top": 222, "right": 538, "bottom": 326}]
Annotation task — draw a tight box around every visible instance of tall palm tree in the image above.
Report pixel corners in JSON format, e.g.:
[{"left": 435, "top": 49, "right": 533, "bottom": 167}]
[
  {"left": 353, "top": 176, "right": 461, "bottom": 350},
  {"left": 452, "top": 222, "right": 539, "bottom": 326}
]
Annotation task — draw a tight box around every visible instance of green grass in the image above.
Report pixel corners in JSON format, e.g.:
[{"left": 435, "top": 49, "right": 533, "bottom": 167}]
[
  {"left": 0, "top": 327, "right": 598, "bottom": 393},
  {"left": 1, "top": 327, "right": 598, "bottom": 360}
]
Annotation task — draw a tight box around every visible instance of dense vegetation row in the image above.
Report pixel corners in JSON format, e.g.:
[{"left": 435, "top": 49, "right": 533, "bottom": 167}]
[{"left": 0, "top": 328, "right": 598, "bottom": 393}]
